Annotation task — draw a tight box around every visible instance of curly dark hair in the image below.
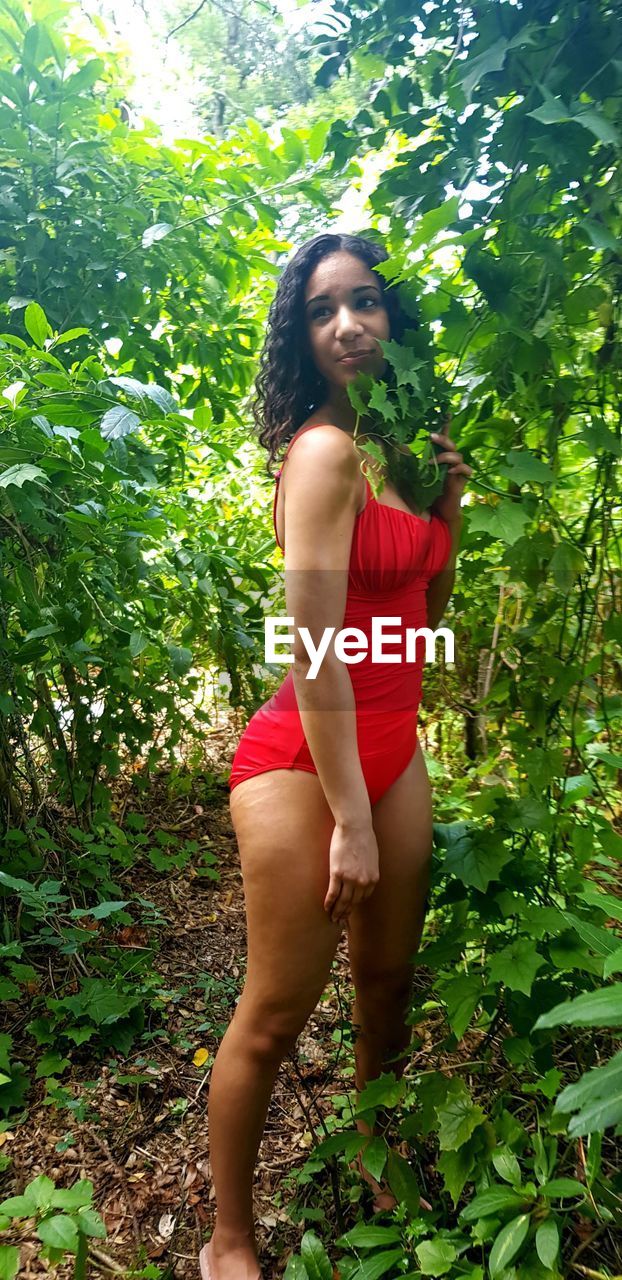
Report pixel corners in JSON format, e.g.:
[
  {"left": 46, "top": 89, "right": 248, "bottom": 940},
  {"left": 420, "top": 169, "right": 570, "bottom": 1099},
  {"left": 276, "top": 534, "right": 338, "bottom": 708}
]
[{"left": 251, "top": 231, "right": 415, "bottom": 474}]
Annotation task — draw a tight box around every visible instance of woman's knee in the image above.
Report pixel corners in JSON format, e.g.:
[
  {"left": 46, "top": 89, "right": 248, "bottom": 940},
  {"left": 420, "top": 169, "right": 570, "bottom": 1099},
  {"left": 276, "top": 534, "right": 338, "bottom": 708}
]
[
  {"left": 353, "top": 963, "right": 415, "bottom": 1021},
  {"left": 233, "top": 991, "right": 315, "bottom": 1060}
]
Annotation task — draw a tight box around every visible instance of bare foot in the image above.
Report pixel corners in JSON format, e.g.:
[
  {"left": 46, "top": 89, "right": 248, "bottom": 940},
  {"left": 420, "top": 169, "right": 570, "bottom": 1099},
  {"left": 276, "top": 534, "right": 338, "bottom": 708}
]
[{"left": 200, "top": 1234, "right": 262, "bottom": 1280}]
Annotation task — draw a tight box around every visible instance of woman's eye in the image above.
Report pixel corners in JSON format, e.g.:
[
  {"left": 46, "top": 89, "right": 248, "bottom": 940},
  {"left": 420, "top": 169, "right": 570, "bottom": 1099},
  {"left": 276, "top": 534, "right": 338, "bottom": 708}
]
[{"left": 312, "top": 297, "right": 377, "bottom": 320}]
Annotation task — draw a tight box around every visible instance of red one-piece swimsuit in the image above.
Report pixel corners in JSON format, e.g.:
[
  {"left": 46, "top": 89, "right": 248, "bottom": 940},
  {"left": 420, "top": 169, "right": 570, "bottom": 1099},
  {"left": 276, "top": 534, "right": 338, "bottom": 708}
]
[{"left": 228, "top": 424, "right": 452, "bottom": 805}]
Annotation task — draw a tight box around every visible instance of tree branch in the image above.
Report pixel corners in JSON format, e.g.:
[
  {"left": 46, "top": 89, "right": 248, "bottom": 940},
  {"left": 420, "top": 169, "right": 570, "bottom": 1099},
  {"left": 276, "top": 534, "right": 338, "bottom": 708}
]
[{"left": 165, "top": 0, "right": 271, "bottom": 41}]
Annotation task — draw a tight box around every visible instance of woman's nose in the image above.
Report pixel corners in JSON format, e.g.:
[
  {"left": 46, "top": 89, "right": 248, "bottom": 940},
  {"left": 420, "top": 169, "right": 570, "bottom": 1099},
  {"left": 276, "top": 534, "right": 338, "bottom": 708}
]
[{"left": 334, "top": 307, "right": 364, "bottom": 338}]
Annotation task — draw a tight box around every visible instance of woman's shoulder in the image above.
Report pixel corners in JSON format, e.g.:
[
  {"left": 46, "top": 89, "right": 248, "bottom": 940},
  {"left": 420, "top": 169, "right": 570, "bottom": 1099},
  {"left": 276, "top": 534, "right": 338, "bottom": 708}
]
[{"left": 287, "top": 419, "right": 358, "bottom": 466}]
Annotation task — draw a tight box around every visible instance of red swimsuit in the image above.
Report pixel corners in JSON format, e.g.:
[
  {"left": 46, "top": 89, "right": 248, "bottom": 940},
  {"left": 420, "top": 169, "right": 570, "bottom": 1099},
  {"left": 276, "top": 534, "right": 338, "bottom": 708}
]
[{"left": 228, "top": 425, "right": 452, "bottom": 805}]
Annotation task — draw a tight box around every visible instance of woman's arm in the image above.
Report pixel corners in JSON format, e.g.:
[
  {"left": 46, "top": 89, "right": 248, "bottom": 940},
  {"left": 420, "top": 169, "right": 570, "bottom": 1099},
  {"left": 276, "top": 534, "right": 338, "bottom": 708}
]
[
  {"left": 281, "top": 425, "right": 372, "bottom": 830},
  {"left": 426, "top": 420, "right": 472, "bottom": 629},
  {"left": 426, "top": 512, "right": 463, "bottom": 629}
]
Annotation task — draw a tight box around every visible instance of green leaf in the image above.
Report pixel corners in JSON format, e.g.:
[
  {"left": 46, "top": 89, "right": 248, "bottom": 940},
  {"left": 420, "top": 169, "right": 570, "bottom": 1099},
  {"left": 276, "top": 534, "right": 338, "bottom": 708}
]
[
  {"left": 0, "top": 465, "right": 47, "bottom": 489},
  {"left": 281, "top": 127, "right": 305, "bottom": 166},
  {"left": 70, "top": 900, "right": 129, "bottom": 920},
  {"left": 436, "top": 1081, "right": 485, "bottom": 1151},
  {"left": 59, "top": 977, "right": 141, "bottom": 1025},
  {"left": 349, "top": 1249, "right": 404, "bottom": 1279},
  {"left": 368, "top": 381, "right": 397, "bottom": 423},
  {"left": 580, "top": 219, "right": 619, "bottom": 252},
  {"left": 65, "top": 59, "right": 104, "bottom": 94},
  {"left": 51, "top": 1180, "right": 94, "bottom": 1210},
  {"left": 0, "top": 1194, "right": 37, "bottom": 1217},
  {"left": 25, "top": 624, "right": 60, "bottom": 641},
  {"left": 130, "top": 631, "right": 149, "bottom": 658},
  {"left": 467, "top": 500, "right": 530, "bottom": 545},
  {"left": 554, "top": 1051, "right": 622, "bottom": 1137},
  {"left": 100, "top": 405, "right": 141, "bottom": 441},
  {"left": 0, "top": 1246, "right": 19, "bottom": 1280},
  {"left": 437, "top": 1141, "right": 477, "bottom": 1205},
  {"left": 308, "top": 120, "right": 329, "bottom": 162},
  {"left": 461, "top": 1187, "right": 529, "bottom": 1222},
  {"left": 561, "top": 911, "right": 619, "bottom": 957},
  {"left": 489, "top": 1213, "right": 531, "bottom": 1277},
  {"left": 415, "top": 1238, "right": 457, "bottom": 1276},
  {"left": 22, "top": 1175, "right": 55, "bottom": 1212},
  {"left": 360, "top": 1136, "right": 387, "bottom": 1183},
  {"left": 35, "top": 1051, "right": 71, "bottom": 1079},
  {"left": 410, "top": 197, "right": 460, "bottom": 252},
  {"left": 355, "top": 1071, "right": 405, "bottom": 1114},
  {"left": 299, "top": 1230, "right": 331, "bottom": 1280},
  {"left": 548, "top": 542, "right": 588, "bottom": 591},
  {"left": 573, "top": 107, "right": 619, "bottom": 146},
  {"left": 376, "top": 339, "right": 423, "bottom": 388},
  {"left": 167, "top": 644, "right": 193, "bottom": 677},
  {"left": 488, "top": 940, "right": 544, "bottom": 996},
  {"left": 312, "top": 1129, "right": 363, "bottom": 1160},
  {"left": 24, "top": 302, "right": 50, "bottom": 347},
  {"left": 283, "top": 1259, "right": 309, "bottom": 1280},
  {"left": 498, "top": 449, "right": 555, "bottom": 485},
  {"left": 337, "top": 1224, "right": 402, "bottom": 1250},
  {"left": 442, "top": 973, "right": 483, "bottom": 1040},
  {"left": 459, "top": 37, "right": 509, "bottom": 104},
  {"left": 522, "top": 1068, "right": 563, "bottom": 1100},
  {"left": 584, "top": 754, "right": 622, "bottom": 781},
  {"left": 534, "top": 984, "right": 622, "bottom": 1030},
  {"left": 536, "top": 1218, "right": 559, "bottom": 1268},
  {"left": 106, "top": 376, "right": 176, "bottom": 414},
  {"left": 346, "top": 376, "right": 371, "bottom": 418},
  {"left": 49, "top": 328, "right": 89, "bottom": 347},
  {"left": 142, "top": 222, "right": 174, "bottom": 248},
  {"left": 36, "top": 1213, "right": 79, "bottom": 1251},
  {"left": 386, "top": 1148, "right": 420, "bottom": 1214},
  {"left": 443, "top": 830, "right": 511, "bottom": 892},
  {"left": 492, "top": 1147, "right": 522, "bottom": 1186},
  {"left": 26, "top": 20, "right": 51, "bottom": 72},
  {"left": 604, "top": 947, "right": 622, "bottom": 979},
  {"left": 75, "top": 1206, "right": 107, "bottom": 1238},
  {"left": 527, "top": 88, "right": 571, "bottom": 126},
  {"left": 538, "top": 1178, "right": 587, "bottom": 1198},
  {"left": 142, "top": 383, "right": 176, "bottom": 414}
]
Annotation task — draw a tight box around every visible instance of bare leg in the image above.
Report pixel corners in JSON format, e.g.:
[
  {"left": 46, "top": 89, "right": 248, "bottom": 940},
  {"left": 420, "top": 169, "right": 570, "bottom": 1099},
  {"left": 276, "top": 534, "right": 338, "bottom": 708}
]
[
  {"left": 206, "top": 769, "right": 341, "bottom": 1280},
  {"left": 346, "top": 743, "right": 433, "bottom": 1209}
]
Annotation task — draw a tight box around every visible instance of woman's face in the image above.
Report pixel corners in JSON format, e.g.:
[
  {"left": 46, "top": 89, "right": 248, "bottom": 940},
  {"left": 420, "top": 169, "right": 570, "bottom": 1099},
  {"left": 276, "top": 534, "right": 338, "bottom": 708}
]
[{"left": 304, "top": 251, "right": 390, "bottom": 393}]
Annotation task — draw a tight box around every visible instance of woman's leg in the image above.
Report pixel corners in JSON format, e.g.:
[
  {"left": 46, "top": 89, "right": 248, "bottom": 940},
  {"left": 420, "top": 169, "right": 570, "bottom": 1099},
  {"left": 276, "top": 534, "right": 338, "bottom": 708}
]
[
  {"left": 206, "top": 769, "right": 342, "bottom": 1280},
  {"left": 345, "top": 742, "right": 433, "bottom": 1201}
]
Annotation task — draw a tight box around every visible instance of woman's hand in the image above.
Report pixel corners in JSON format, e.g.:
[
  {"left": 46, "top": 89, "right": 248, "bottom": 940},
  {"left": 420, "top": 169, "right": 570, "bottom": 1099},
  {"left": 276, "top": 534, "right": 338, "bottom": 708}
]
[
  {"left": 324, "top": 821, "right": 379, "bottom": 924},
  {"left": 429, "top": 414, "right": 473, "bottom": 523}
]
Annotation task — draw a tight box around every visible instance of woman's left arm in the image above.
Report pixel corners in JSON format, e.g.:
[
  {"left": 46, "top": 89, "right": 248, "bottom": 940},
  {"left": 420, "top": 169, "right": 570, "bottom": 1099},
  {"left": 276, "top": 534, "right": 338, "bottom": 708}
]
[
  {"left": 425, "top": 423, "right": 473, "bottom": 629},
  {"left": 426, "top": 512, "right": 463, "bottom": 629}
]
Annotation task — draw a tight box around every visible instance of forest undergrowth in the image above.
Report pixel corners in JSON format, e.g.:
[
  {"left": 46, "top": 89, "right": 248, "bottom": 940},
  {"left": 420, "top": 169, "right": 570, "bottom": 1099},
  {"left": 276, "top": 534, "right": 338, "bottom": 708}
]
[{"left": 2, "top": 721, "right": 619, "bottom": 1280}]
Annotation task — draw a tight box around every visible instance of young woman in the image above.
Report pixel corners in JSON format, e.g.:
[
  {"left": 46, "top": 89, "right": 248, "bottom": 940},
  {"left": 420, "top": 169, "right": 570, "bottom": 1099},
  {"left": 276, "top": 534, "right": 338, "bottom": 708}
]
[{"left": 200, "top": 232, "right": 472, "bottom": 1280}]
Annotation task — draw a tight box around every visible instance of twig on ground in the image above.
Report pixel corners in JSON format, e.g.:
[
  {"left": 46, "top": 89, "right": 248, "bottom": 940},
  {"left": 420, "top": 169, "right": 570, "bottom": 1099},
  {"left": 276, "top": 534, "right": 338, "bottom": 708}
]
[
  {"left": 87, "top": 1128, "right": 143, "bottom": 1249},
  {"left": 88, "top": 1245, "right": 127, "bottom": 1274}
]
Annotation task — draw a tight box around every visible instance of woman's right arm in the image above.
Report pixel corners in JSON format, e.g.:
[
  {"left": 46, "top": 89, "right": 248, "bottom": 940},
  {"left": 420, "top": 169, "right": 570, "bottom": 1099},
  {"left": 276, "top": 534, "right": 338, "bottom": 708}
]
[{"left": 281, "top": 426, "right": 378, "bottom": 923}]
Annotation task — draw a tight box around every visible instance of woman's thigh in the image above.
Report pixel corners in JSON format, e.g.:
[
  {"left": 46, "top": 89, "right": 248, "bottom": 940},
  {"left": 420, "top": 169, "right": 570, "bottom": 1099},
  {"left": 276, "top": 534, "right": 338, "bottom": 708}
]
[
  {"left": 230, "top": 770, "right": 343, "bottom": 1040},
  {"left": 346, "top": 741, "right": 433, "bottom": 987}
]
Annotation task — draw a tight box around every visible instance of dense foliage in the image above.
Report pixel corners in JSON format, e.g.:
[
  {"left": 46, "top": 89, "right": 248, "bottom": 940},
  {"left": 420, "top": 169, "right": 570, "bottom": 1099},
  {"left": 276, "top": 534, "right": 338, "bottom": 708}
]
[{"left": 0, "top": 0, "right": 620, "bottom": 1277}]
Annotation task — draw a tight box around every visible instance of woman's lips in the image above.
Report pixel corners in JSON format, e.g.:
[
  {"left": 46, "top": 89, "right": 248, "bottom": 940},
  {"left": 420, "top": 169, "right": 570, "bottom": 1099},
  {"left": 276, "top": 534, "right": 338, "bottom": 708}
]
[{"left": 339, "top": 350, "right": 374, "bottom": 364}]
